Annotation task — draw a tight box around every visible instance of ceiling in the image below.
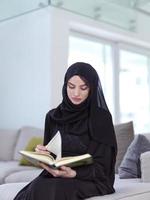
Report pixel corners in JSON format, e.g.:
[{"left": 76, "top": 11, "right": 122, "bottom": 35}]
[
  {"left": 0, "top": 0, "right": 150, "bottom": 32},
  {"left": 51, "top": 0, "right": 150, "bottom": 31},
  {"left": 0, "top": 0, "right": 49, "bottom": 22}
]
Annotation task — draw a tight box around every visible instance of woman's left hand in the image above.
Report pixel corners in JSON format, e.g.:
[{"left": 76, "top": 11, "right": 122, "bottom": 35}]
[{"left": 39, "top": 163, "right": 76, "bottom": 178}]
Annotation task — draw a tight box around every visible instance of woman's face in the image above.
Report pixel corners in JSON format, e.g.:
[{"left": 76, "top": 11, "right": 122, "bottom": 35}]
[{"left": 67, "top": 75, "right": 90, "bottom": 105}]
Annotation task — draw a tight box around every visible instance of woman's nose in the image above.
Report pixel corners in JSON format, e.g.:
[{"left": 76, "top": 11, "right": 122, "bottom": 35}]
[{"left": 74, "top": 88, "right": 80, "bottom": 96}]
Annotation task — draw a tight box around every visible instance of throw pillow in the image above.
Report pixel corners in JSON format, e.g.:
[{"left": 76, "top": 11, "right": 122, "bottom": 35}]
[
  {"left": 118, "top": 134, "right": 150, "bottom": 178},
  {"left": 19, "top": 136, "right": 43, "bottom": 166},
  {"left": 13, "top": 126, "right": 43, "bottom": 160},
  {"left": 114, "top": 121, "right": 134, "bottom": 173}
]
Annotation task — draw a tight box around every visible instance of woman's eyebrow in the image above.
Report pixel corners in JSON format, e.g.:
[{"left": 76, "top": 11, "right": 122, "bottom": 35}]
[
  {"left": 68, "top": 82, "right": 75, "bottom": 86},
  {"left": 68, "top": 82, "right": 87, "bottom": 87},
  {"left": 68, "top": 81, "right": 88, "bottom": 87},
  {"left": 81, "top": 84, "right": 88, "bottom": 87},
  {"left": 80, "top": 83, "right": 88, "bottom": 87}
]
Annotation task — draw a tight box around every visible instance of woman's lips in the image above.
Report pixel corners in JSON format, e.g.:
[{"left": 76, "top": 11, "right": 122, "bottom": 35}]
[{"left": 71, "top": 97, "right": 82, "bottom": 102}]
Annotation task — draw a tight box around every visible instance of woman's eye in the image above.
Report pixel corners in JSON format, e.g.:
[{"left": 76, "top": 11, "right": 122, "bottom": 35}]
[
  {"left": 81, "top": 86, "right": 88, "bottom": 90},
  {"left": 68, "top": 85, "right": 75, "bottom": 89}
]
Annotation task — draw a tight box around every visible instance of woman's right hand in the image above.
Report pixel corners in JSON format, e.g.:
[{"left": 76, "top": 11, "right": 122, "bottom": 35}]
[{"left": 35, "top": 144, "right": 50, "bottom": 155}]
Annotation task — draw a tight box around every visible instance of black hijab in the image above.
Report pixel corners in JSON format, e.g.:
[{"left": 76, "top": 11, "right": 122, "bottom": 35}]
[{"left": 50, "top": 62, "right": 117, "bottom": 150}]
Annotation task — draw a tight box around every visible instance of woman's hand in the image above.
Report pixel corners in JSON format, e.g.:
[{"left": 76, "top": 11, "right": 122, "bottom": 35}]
[
  {"left": 35, "top": 144, "right": 49, "bottom": 155},
  {"left": 39, "top": 163, "right": 76, "bottom": 178}
]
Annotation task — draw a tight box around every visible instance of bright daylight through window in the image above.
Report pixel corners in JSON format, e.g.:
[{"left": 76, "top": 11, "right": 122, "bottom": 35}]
[
  {"left": 68, "top": 34, "right": 114, "bottom": 119},
  {"left": 69, "top": 33, "right": 150, "bottom": 133}
]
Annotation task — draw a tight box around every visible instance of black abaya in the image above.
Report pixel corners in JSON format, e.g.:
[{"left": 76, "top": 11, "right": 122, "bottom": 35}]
[
  {"left": 14, "top": 62, "right": 117, "bottom": 200},
  {"left": 14, "top": 112, "right": 116, "bottom": 200}
]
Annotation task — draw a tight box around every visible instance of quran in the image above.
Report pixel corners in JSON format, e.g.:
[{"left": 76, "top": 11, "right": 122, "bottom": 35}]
[{"left": 19, "top": 132, "right": 92, "bottom": 169}]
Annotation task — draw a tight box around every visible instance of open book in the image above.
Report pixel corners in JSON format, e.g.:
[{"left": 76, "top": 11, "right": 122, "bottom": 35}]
[{"left": 19, "top": 132, "right": 93, "bottom": 169}]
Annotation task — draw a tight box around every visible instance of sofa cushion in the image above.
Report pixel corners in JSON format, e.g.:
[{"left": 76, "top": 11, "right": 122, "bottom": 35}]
[
  {"left": 118, "top": 134, "right": 150, "bottom": 178},
  {"left": 4, "top": 169, "right": 42, "bottom": 183},
  {"left": 0, "top": 161, "right": 36, "bottom": 184},
  {"left": 0, "top": 182, "right": 27, "bottom": 200},
  {"left": 1, "top": 176, "right": 150, "bottom": 200},
  {"left": 114, "top": 121, "right": 134, "bottom": 173},
  {"left": 0, "top": 129, "right": 19, "bottom": 161},
  {"left": 13, "top": 126, "right": 43, "bottom": 160}
]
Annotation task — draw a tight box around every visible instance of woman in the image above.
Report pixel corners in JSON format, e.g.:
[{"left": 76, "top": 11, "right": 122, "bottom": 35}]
[{"left": 14, "top": 62, "right": 117, "bottom": 200}]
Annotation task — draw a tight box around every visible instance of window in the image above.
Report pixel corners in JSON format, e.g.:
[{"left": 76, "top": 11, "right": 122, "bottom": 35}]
[
  {"left": 119, "top": 49, "right": 150, "bottom": 132},
  {"left": 68, "top": 33, "right": 114, "bottom": 117},
  {"left": 68, "top": 32, "right": 150, "bottom": 133}
]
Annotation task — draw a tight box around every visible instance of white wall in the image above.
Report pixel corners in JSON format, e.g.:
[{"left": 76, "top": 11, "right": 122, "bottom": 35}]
[
  {"left": 1, "top": 6, "right": 150, "bottom": 129},
  {"left": 0, "top": 8, "right": 52, "bottom": 129}
]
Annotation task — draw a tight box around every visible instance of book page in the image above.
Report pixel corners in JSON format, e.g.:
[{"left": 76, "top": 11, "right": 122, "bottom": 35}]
[
  {"left": 45, "top": 131, "right": 62, "bottom": 160},
  {"left": 19, "top": 151, "right": 92, "bottom": 169},
  {"left": 19, "top": 150, "right": 55, "bottom": 166},
  {"left": 55, "top": 154, "right": 93, "bottom": 168}
]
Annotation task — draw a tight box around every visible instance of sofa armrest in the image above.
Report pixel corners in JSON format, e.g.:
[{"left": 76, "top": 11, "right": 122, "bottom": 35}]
[{"left": 140, "top": 151, "right": 150, "bottom": 182}]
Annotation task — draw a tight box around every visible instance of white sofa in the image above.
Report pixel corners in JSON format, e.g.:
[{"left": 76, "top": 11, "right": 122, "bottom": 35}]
[
  {"left": 0, "top": 127, "right": 43, "bottom": 185},
  {"left": 0, "top": 122, "right": 150, "bottom": 200},
  {"left": 1, "top": 175, "right": 150, "bottom": 200}
]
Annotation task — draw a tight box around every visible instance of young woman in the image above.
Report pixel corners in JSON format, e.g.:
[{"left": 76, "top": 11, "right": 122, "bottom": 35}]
[{"left": 14, "top": 62, "right": 117, "bottom": 200}]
